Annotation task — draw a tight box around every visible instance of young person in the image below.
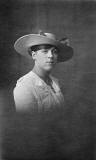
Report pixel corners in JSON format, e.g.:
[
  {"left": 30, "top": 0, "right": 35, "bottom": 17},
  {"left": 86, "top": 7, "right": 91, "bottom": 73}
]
[{"left": 13, "top": 31, "right": 73, "bottom": 112}]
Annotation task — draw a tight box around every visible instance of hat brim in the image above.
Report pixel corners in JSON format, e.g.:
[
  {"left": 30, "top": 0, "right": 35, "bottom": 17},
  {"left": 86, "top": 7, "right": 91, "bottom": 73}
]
[{"left": 14, "top": 34, "right": 73, "bottom": 62}]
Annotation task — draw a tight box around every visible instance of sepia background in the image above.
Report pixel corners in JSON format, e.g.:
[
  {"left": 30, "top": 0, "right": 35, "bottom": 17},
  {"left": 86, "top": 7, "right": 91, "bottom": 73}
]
[{"left": 0, "top": 0, "right": 96, "bottom": 159}]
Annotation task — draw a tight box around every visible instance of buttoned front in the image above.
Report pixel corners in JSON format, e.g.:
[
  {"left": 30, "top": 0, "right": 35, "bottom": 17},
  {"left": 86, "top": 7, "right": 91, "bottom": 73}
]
[{"left": 13, "top": 71, "right": 64, "bottom": 112}]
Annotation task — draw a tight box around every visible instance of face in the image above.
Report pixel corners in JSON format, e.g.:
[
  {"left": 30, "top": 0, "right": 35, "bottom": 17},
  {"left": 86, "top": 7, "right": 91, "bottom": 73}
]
[{"left": 32, "top": 45, "right": 58, "bottom": 72}]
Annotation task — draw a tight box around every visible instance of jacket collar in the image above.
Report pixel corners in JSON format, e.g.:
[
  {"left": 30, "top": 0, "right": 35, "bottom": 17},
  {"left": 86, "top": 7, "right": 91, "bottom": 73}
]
[{"left": 31, "top": 71, "right": 60, "bottom": 92}]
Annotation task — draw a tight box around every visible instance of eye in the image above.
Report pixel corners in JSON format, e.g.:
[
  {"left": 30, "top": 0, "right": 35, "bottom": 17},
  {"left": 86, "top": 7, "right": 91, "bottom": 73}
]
[
  {"left": 41, "top": 49, "right": 48, "bottom": 53},
  {"left": 52, "top": 48, "right": 58, "bottom": 54}
]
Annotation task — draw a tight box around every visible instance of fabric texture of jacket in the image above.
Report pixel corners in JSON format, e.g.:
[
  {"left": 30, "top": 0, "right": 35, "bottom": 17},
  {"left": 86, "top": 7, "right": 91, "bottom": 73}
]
[{"left": 13, "top": 71, "right": 64, "bottom": 112}]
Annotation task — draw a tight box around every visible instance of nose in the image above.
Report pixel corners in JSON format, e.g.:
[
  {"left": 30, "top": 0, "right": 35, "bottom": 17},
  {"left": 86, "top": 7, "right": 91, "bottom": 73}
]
[{"left": 47, "top": 49, "right": 53, "bottom": 58}]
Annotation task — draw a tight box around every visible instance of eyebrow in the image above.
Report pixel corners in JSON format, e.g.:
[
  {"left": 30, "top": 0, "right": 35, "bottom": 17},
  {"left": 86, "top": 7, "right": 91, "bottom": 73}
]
[
  {"left": 35, "top": 45, "right": 55, "bottom": 50},
  {"left": 40, "top": 47, "right": 56, "bottom": 50},
  {"left": 30, "top": 44, "right": 58, "bottom": 51}
]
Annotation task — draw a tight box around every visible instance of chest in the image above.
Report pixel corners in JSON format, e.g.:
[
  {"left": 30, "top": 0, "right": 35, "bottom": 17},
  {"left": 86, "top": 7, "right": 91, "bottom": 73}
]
[{"left": 31, "top": 83, "right": 64, "bottom": 111}]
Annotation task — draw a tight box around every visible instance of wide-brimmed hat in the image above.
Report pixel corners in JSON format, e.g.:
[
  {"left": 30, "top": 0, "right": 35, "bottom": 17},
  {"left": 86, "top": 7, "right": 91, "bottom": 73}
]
[{"left": 14, "top": 31, "right": 73, "bottom": 62}]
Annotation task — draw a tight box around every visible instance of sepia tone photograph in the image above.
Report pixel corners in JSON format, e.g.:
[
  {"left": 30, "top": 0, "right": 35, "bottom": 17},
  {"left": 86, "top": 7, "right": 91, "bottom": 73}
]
[{"left": 0, "top": 0, "right": 96, "bottom": 159}]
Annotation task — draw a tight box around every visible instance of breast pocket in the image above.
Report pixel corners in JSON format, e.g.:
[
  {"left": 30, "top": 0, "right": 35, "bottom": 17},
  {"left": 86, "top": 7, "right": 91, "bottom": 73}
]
[
  {"left": 39, "top": 88, "right": 54, "bottom": 110},
  {"left": 40, "top": 90, "right": 49, "bottom": 101},
  {"left": 35, "top": 87, "right": 49, "bottom": 102}
]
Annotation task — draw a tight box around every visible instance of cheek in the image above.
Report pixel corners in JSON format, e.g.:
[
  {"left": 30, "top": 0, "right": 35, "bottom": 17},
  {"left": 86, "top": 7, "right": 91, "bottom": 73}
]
[
  {"left": 36, "top": 55, "right": 45, "bottom": 64},
  {"left": 35, "top": 54, "right": 41, "bottom": 60},
  {"left": 54, "top": 54, "right": 58, "bottom": 61}
]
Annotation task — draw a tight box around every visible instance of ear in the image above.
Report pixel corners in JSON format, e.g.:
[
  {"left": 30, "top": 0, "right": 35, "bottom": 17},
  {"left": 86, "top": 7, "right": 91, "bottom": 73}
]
[{"left": 31, "top": 51, "right": 37, "bottom": 60}]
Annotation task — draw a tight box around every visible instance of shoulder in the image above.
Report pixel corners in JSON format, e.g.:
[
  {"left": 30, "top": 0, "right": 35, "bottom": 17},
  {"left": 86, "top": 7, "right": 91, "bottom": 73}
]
[
  {"left": 13, "top": 72, "right": 38, "bottom": 112},
  {"left": 13, "top": 71, "right": 36, "bottom": 99},
  {"left": 14, "top": 71, "right": 37, "bottom": 90},
  {"left": 17, "top": 71, "right": 34, "bottom": 84}
]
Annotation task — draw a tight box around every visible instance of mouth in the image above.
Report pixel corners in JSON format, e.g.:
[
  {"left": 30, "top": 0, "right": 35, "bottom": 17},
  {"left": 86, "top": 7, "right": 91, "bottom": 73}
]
[{"left": 47, "top": 61, "right": 54, "bottom": 64}]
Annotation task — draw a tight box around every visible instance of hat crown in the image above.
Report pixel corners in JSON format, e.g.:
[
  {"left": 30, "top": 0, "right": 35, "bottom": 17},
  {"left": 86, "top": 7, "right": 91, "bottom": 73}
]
[
  {"left": 45, "top": 33, "right": 56, "bottom": 40},
  {"left": 38, "top": 31, "right": 56, "bottom": 40}
]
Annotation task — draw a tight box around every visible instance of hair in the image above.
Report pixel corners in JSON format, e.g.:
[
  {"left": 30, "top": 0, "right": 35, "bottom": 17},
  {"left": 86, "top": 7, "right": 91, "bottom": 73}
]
[{"left": 28, "top": 44, "right": 59, "bottom": 56}]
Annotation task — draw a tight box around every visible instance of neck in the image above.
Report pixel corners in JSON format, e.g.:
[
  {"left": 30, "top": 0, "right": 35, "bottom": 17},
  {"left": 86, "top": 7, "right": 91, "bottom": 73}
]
[{"left": 32, "top": 65, "right": 51, "bottom": 82}]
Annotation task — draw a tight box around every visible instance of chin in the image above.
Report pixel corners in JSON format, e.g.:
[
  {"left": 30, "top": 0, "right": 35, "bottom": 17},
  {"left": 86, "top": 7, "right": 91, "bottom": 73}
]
[{"left": 45, "top": 67, "right": 53, "bottom": 72}]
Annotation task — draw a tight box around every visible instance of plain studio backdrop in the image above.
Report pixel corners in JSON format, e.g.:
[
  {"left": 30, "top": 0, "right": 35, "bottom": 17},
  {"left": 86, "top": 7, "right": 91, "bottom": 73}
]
[{"left": 0, "top": 0, "right": 96, "bottom": 160}]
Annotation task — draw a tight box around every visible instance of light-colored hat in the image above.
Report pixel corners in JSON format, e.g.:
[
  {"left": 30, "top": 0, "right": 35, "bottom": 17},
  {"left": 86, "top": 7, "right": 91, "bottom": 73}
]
[{"left": 14, "top": 31, "right": 73, "bottom": 62}]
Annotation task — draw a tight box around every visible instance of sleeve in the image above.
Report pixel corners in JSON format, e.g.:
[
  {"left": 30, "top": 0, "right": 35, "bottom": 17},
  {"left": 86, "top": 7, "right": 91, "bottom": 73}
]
[{"left": 13, "top": 83, "right": 38, "bottom": 112}]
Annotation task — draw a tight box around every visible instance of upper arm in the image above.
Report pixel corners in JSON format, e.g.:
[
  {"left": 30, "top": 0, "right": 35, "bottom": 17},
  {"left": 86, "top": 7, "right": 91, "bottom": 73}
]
[{"left": 13, "top": 84, "right": 38, "bottom": 112}]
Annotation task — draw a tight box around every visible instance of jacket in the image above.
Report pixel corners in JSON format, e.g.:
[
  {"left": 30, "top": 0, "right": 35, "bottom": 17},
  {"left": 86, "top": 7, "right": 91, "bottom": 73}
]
[{"left": 13, "top": 71, "right": 64, "bottom": 112}]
